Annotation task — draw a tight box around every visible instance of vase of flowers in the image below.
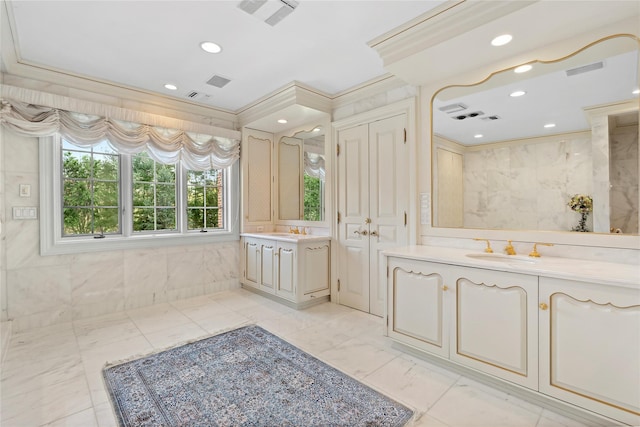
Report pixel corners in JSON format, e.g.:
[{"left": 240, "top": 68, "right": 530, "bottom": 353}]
[{"left": 568, "top": 194, "right": 593, "bottom": 232}]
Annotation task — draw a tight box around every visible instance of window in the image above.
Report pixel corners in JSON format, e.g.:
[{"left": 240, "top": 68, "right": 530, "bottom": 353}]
[
  {"left": 41, "top": 135, "right": 239, "bottom": 255},
  {"left": 132, "top": 152, "right": 177, "bottom": 232},
  {"left": 187, "top": 170, "right": 224, "bottom": 231},
  {"left": 62, "top": 140, "right": 120, "bottom": 236}
]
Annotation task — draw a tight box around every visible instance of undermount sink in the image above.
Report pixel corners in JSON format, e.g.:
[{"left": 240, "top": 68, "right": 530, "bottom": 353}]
[{"left": 466, "top": 253, "right": 538, "bottom": 264}]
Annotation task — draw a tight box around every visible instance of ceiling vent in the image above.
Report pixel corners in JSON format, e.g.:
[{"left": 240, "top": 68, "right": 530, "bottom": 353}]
[
  {"left": 206, "top": 75, "right": 232, "bottom": 88},
  {"left": 238, "top": 0, "right": 298, "bottom": 26},
  {"left": 566, "top": 61, "right": 604, "bottom": 77},
  {"left": 439, "top": 103, "right": 468, "bottom": 114},
  {"left": 238, "top": 0, "right": 267, "bottom": 14},
  {"left": 452, "top": 111, "right": 484, "bottom": 120},
  {"left": 185, "top": 91, "right": 212, "bottom": 102}
]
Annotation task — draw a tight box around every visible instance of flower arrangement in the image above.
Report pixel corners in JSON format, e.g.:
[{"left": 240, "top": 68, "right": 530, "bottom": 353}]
[
  {"left": 568, "top": 194, "right": 593, "bottom": 213},
  {"left": 568, "top": 194, "right": 592, "bottom": 232}
]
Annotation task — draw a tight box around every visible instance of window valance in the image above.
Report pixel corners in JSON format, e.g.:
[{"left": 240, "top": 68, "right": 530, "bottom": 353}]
[{"left": 0, "top": 87, "right": 241, "bottom": 170}]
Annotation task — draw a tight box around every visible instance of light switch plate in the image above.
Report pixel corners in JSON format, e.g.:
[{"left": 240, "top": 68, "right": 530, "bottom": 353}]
[
  {"left": 19, "top": 184, "right": 31, "bottom": 198},
  {"left": 12, "top": 207, "right": 38, "bottom": 220}
]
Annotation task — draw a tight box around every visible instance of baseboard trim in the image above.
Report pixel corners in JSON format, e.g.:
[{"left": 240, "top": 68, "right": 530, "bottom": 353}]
[{"left": 241, "top": 285, "right": 329, "bottom": 310}]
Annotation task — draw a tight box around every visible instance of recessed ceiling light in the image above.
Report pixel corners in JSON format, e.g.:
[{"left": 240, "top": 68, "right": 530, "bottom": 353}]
[
  {"left": 510, "top": 90, "right": 526, "bottom": 97},
  {"left": 277, "top": 119, "right": 288, "bottom": 124},
  {"left": 200, "top": 41, "right": 222, "bottom": 54},
  {"left": 164, "top": 84, "right": 178, "bottom": 91},
  {"left": 474, "top": 134, "right": 483, "bottom": 138},
  {"left": 491, "top": 34, "right": 512, "bottom": 47},
  {"left": 544, "top": 123, "right": 556, "bottom": 128},
  {"left": 514, "top": 64, "right": 532, "bottom": 73},
  {"left": 633, "top": 88, "right": 640, "bottom": 95}
]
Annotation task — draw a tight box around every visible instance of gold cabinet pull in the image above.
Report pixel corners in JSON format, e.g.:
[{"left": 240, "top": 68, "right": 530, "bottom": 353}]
[
  {"left": 443, "top": 285, "right": 449, "bottom": 291},
  {"left": 539, "top": 302, "right": 548, "bottom": 310},
  {"left": 370, "top": 230, "right": 379, "bottom": 237}
]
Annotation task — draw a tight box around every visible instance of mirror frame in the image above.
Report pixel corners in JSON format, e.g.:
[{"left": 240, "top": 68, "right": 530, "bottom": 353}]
[
  {"left": 426, "top": 34, "right": 640, "bottom": 250},
  {"left": 275, "top": 120, "right": 331, "bottom": 228}
]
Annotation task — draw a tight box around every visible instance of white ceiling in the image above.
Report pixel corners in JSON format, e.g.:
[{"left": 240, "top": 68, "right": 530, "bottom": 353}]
[
  {"left": 433, "top": 45, "right": 639, "bottom": 146},
  {"left": 4, "top": 0, "right": 446, "bottom": 113}
]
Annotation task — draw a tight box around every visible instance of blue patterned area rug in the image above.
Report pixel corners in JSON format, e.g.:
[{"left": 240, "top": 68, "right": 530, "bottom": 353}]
[{"left": 103, "top": 325, "right": 413, "bottom": 426}]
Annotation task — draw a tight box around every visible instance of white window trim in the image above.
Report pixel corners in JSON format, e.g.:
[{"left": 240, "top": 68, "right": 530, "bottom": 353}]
[{"left": 40, "top": 135, "right": 239, "bottom": 256}]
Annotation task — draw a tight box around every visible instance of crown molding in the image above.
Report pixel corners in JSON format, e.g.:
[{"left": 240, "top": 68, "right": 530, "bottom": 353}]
[
  {"left": 368, "top": 0, "right": 536, "bottom": 69},
  {"left": 237, "top": 81, "right": 332, "bottom": 129}
]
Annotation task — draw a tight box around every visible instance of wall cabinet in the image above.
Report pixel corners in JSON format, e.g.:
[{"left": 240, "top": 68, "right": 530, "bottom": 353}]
[
  {"left": 241, "top": 235, "right": 331, "bottom": 308},
  {"left": 386, "top": 255, "right": 639, "bottom": 426}
]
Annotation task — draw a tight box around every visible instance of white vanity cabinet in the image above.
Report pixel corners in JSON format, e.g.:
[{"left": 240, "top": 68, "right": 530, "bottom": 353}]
[
  {"left": 241, "top": 234, "right": 331, "bottom": 308},
  {"left": 538, "top": 277, "right": 640, "bottom": 426},
  {"left": 387, "top": 257, "right": 538, "bottom": 388},
  {"left": 451, "top": 266, "right": 539, "bottom": 389},
  {"left": 384, "top": 246, "right": 640, "bottom": 426}
]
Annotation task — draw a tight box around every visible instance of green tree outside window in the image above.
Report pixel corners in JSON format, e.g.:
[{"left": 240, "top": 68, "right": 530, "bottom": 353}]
[{"left": 62, "top": 140, "right": 120, "bottom": 235}]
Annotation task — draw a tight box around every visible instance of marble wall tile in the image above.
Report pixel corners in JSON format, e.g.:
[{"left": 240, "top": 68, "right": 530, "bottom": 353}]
[
  {"left": 464, "top": 134, "right": 593, "bottom": 231},
  {"left": 1, "top": 270, "right": 7, "bottom": 322},
  {"left": 7, "top": 265, "right": 71, "bottom": 318},
  {"left": 204, "top": 242, "right": 239, "bottom": 283},
  {"left": 71, "top": 251, "right": 124, "bottom": 306},
  {"left": 2, "top": 132, "right": 39, "bottom": 173},
  {"left": 166, "top": 246, "right": 205, "bottom": 290},
  {"left": 123, "top": 247, "right": 168, "bottom": 299}
]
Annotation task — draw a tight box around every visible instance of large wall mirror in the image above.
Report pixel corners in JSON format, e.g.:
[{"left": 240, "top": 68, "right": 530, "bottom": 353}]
[
  {"left": 432, "top": 35, "right": 639, "bottom": 236},
  {"left": 278, "top": 125, "right": 326, "bottom": 222}
]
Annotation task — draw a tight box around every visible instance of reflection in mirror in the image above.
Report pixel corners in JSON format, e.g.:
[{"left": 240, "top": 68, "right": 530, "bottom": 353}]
[
  {"left": 432, "top": 35, "right": 639, "bottom": 235},
  {"left": 278, "top": 126, "right": 325, "bottom": 221}
]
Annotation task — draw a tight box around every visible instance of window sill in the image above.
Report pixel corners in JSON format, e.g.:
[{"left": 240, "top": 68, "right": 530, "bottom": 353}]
[{"left": 40, "top": 230, "right": 240, "bottom": 256}]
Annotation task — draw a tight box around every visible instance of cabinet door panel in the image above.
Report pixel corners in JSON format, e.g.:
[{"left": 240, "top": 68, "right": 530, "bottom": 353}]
[
  {"left": 302, "top": 244, "right": 330, "bottom": 295},
  {"left": 260, "top": 243, "right": 276, "bottom": 292},
  {"left": 276, "top": 245, "right": 296, "bottom": 300},
  {"left": 456, "top": 278, "right": 527, "bottom": 375},
  {"left": 387, "top": 258, "right": 450, "bottom": 358},
  {"left": 244, "top": 239, "right": 260, "bottom": 287},
  {"left": 540, "top": 278, "right": 640, "bottom": 425},
  {"left": 451, "top": 268, "right": 538, "bottom": 389}
]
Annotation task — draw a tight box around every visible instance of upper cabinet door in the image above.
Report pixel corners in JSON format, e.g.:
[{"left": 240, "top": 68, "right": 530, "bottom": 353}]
[{"left": 243, "top": 130, "right": 273, "bottom": 224}]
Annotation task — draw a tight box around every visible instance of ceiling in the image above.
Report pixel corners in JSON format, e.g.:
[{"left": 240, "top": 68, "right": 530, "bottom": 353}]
[
  {"left": 3, "top": 0, "right": 446, "bottom": 113},
  {"left": 433, "top": 42, "right": 639, "bottom": 146}
]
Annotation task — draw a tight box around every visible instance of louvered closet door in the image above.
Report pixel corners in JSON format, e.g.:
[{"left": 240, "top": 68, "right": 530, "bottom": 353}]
[{"left": 337, "top": 114, "right": 409, "bottom": 316}]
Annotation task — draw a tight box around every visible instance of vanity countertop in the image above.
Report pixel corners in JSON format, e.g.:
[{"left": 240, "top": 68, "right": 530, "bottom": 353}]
[
  {"left": 383, "top": 245, "right": 640, "bottom": 289},
  {"left": 241, "top": 232, "right": 331, "bottom": 243}
]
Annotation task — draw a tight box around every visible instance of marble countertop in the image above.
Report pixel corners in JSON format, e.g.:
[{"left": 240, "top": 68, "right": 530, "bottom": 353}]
[
  {"left": 383, "top": 245, "right": 640, "bottom": 289},
  {"left": 241, "top": 232, "right": 331, "bottom": 243}
]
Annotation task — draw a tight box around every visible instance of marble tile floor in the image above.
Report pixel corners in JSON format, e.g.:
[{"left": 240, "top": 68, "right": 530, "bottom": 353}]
[{"left": 0, "top": 288, "right": 589, "bottom": 427}]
